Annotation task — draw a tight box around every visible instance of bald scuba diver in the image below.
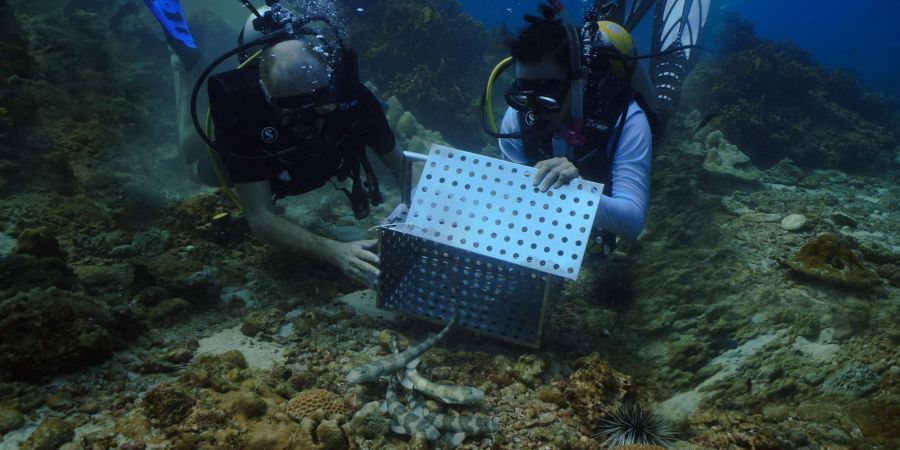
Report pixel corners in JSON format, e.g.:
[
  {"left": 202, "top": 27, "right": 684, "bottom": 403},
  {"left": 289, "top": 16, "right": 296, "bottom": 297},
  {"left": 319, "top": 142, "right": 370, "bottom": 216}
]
[{"left": 154, "top": 1, "right": 404, "bottom": 286}]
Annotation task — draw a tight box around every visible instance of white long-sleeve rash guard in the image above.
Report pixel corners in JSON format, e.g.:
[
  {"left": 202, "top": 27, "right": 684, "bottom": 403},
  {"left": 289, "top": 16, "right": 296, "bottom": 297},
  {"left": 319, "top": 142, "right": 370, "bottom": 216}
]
[{"left": 498, "top": 100, "right": 652, "bottom": 240}]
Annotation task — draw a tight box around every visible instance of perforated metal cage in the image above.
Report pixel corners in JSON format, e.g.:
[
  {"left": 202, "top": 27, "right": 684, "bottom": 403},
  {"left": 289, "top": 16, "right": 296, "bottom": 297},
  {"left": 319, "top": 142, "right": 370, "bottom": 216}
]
[{"left": 376, "top": 145, "right": 603, "bottom": 347}]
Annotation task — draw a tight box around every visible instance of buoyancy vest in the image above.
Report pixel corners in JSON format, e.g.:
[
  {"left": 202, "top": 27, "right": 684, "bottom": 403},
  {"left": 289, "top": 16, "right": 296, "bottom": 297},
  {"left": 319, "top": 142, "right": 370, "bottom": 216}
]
[{"left": 516, "top": 90, "right": 656, "bottom": 256}]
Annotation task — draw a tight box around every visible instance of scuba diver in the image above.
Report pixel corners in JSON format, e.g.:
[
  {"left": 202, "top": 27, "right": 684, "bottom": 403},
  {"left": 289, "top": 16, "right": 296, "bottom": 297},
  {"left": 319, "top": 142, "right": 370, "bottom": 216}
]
[
  {"left": 482, "top": 0, "right": 709, "bottom": 255},
  {"left": 146, "top": 0, "right": 405, "bottom": 286}
]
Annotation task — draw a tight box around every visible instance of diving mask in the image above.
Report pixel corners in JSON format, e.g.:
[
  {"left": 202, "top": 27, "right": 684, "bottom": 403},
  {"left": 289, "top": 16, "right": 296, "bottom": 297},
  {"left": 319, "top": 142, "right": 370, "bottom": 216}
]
[
  {"left": 269, "top": 87, "right": 339, "bottom": 125},
  {"left": 505, "top": 78, "right": 570, "bottom": 115}
]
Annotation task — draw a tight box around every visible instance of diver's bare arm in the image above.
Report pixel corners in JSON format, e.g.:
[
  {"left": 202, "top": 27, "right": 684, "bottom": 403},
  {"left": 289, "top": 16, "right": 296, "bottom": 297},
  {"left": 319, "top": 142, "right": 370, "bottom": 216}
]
[
  {"left": 375, "top": 145, "right": 405, "bottom": 184},
  {"left": 234, "top": 181, "right": 337, "bottom": 262}
]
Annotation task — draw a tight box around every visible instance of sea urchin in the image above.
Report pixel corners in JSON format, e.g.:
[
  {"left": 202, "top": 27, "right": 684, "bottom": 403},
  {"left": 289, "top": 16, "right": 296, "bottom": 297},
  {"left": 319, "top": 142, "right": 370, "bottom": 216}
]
[{"left": 593, "top": 401, "right": 675, "bottom": 448}]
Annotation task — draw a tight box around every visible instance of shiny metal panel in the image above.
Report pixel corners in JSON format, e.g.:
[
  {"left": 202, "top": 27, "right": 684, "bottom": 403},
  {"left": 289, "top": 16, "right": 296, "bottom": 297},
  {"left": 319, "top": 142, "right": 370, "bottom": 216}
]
[{"left": 397, "top": 144, "right": 603, "bottom": 280}]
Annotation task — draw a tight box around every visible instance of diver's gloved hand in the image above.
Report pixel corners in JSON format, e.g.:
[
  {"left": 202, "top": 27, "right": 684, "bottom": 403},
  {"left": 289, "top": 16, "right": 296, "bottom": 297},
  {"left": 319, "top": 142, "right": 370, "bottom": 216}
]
[
  {"left": 329, "top": 239, "right": 380, "bottom": 287},
  {"left": 533, "top": 157, "right": 579, "bottom": 192}
]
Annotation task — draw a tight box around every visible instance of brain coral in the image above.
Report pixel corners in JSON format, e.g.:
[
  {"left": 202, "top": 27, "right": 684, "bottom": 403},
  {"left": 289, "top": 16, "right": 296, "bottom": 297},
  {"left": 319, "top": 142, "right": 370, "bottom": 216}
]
[{"left": 286, "top": 389, "right": 349, "bottom": 421}]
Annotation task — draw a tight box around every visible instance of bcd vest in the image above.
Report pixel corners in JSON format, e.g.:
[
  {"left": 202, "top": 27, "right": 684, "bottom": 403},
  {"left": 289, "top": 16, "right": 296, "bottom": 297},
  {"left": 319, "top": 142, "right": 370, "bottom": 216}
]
[{"left": 516, "top": 92, "right": 642, "bottom": 256}]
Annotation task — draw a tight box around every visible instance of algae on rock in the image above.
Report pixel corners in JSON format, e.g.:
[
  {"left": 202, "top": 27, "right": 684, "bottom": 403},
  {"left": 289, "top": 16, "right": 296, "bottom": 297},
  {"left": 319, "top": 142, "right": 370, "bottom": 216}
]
[
  {"left": 701, "top": 130, "right": 761, "bottom": 182},
  {"left": 787, "top": 234, "right": 880, "bottom": 289}
]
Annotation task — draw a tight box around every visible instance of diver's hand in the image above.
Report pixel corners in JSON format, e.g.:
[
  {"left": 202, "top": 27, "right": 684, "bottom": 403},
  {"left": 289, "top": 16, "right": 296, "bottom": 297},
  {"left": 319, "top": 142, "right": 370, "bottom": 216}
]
[
  {"left": 533, "top": 157, "right": 579, "bottom": 192},
  {"left": 328, "top": 239, "right": 380, "bottom": 287}
]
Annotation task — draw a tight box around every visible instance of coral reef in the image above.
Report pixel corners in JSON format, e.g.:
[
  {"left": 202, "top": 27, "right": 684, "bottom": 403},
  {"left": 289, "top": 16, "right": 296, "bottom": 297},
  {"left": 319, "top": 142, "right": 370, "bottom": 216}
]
[
  {"left": 143, "top": 383, "right": 196, "bottom": 426},
  {"left": 700, "top": 130, "right": 761, "bottom": 182},
  {"left": 682, "top": 15, "right": 898, "bottom": 172},
  {"left": 0, "top": 287, "right": 135, "bottom": 381},
  {"left": 240, "top": 307, "right": 284, "bottom": 337},
  {"left": 0, "top": 1, "right": 896, "bottom": 449},
  {"left": 19, "top": 417, "right": 73, "bottom": 450},
  {"left": 786, "top": 234, "right": 880, "bottom": 288},
  {"left": 342, "top": 0, "right": 501, "bottom": 150},
  {"left": 286, "top": 388, "right": 350, "bottom": 422},
  {"left": 14, "top": 227, "right": 66, "bottom": 259},
  {"left": 564, "top": 353, "right": 633, "bottom": 424}
]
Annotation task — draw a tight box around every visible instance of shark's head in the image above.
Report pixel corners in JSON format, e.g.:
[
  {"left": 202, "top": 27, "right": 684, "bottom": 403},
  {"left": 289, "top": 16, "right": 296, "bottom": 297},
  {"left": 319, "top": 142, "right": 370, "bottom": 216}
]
[
  {"left": 346, "top": 365, "right": 377, "bottom": 384},
  {"left": 460, "top": 386, "right": 484, "bottom": 402}
]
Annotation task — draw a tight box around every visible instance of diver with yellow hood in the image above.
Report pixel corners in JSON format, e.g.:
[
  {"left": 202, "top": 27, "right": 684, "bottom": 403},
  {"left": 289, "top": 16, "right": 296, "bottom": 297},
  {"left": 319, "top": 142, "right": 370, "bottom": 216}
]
[{"left": 482, "top": 0, "right": 708, "bottom": 255}]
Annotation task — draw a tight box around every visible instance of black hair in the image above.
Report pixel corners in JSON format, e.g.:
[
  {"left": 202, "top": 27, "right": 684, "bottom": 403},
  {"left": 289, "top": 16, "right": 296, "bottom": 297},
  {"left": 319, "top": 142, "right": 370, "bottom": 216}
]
[{"left": 504, "top": 3, "right": 571, "bottom": 72}]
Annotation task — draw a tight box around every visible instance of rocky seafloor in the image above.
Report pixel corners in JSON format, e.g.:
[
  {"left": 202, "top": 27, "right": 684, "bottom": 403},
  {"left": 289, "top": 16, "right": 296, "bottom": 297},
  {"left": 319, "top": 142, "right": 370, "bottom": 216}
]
[{"left": 2, "top": 0, "right": 899, "bottom": 449}]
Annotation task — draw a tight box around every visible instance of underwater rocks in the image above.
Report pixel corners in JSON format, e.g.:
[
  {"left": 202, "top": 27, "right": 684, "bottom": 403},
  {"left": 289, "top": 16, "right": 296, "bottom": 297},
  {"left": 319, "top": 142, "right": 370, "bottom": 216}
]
[
  {"left": 382, "top": 94, "right": 448, "bottom": 154},
  {"left": 564, "top": 353, "right": 632, "bottom": 424},
  {"left": 143, "top": 383, "right": 195, "bottom": 427},
  {"left": 510, "top": 354, "right": 547, "bottom": 387},
  {"left": 0, "top": 253, "right": 75, "bottom": 296},
  {"left": 820, "top": 363, "right": 880, "bottom": 397},
  {"left": 786, "top": 233, "right": 881, "bottom": 289},
  {"left": 0, "top": 287, "right": 136, "bottom": 381},
  {"left": 20, "top": 417, "right": 74, "bottom": 450},
  {"left": 14, "top": 226, "right": 65, "bottom": 259},
  {"left": 346, "top": 0, "right": 496, "bottom": 149},
  {"left": 699, "top": 130, "right": 761, "bottom": 183},
  {"left": 240, "top": 307, "right": 284, "bottom": 337},
  {"left": 682, "top": 16, "right": 897, "bottom": 172},
  {"left": 780, "top": 213, "right": 808, "bottom": 231},
  {"left": 0, "top": 408, "right": 25, "bottom": 435}
]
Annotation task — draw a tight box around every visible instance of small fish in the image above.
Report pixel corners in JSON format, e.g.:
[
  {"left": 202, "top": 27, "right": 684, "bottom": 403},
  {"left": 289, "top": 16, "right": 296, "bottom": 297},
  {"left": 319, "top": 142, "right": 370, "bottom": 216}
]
[
  {"left": 380, "top": 381, "right": 441, "bottom": 440},
  {"left": 356, "top": 7, "right": 365, "bottom": 12},
  {"left": 346, "top": 313, "right": 458, "bottom": 383},
  {"left": 401, "top": 358, "right": 484, "bottom": 404}
]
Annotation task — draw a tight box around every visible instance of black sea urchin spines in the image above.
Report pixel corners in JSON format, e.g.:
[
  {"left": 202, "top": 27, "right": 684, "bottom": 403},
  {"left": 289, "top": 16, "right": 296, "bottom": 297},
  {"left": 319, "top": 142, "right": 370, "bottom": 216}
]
[{"left": 592, "top": 401, "right": 675, "bottom": 448}]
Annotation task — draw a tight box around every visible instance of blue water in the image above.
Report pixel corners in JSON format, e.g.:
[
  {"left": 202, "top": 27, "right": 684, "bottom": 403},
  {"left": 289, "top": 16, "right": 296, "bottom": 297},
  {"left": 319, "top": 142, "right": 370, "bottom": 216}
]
[{"left": 459, "top": 0, "right": 900, "bottom": 98}]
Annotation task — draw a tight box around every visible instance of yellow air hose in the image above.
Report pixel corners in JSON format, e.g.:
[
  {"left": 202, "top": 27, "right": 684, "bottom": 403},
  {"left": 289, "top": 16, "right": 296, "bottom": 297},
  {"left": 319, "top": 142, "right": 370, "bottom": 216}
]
[
  {"left": 485, "top": 57, "right": 513, "bottom": 134},
  {"left": 204, "top": 48, "right": 264, "bottom": 213}
]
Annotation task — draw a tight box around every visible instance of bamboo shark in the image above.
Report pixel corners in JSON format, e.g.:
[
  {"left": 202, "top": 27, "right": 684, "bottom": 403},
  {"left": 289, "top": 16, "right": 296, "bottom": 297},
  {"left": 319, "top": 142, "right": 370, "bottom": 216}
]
[
  {"left": 346, "top": 312, "right": 457, "bottom": 384},
  {"left": 400, "top": 357, "right": 484, "bottom": 404}
]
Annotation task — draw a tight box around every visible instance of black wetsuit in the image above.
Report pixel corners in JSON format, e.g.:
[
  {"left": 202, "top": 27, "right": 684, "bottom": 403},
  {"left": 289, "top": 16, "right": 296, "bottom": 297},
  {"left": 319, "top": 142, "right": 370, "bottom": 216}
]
[{"left": 207, "top": 63, "right": 395, "bottom": 199}]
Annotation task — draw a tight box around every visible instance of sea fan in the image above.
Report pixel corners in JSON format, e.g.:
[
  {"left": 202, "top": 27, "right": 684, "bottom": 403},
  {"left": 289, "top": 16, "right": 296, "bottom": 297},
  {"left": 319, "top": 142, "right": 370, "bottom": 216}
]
[{"left": 593, "top": 401, "right": 675, "bottom": 448}]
